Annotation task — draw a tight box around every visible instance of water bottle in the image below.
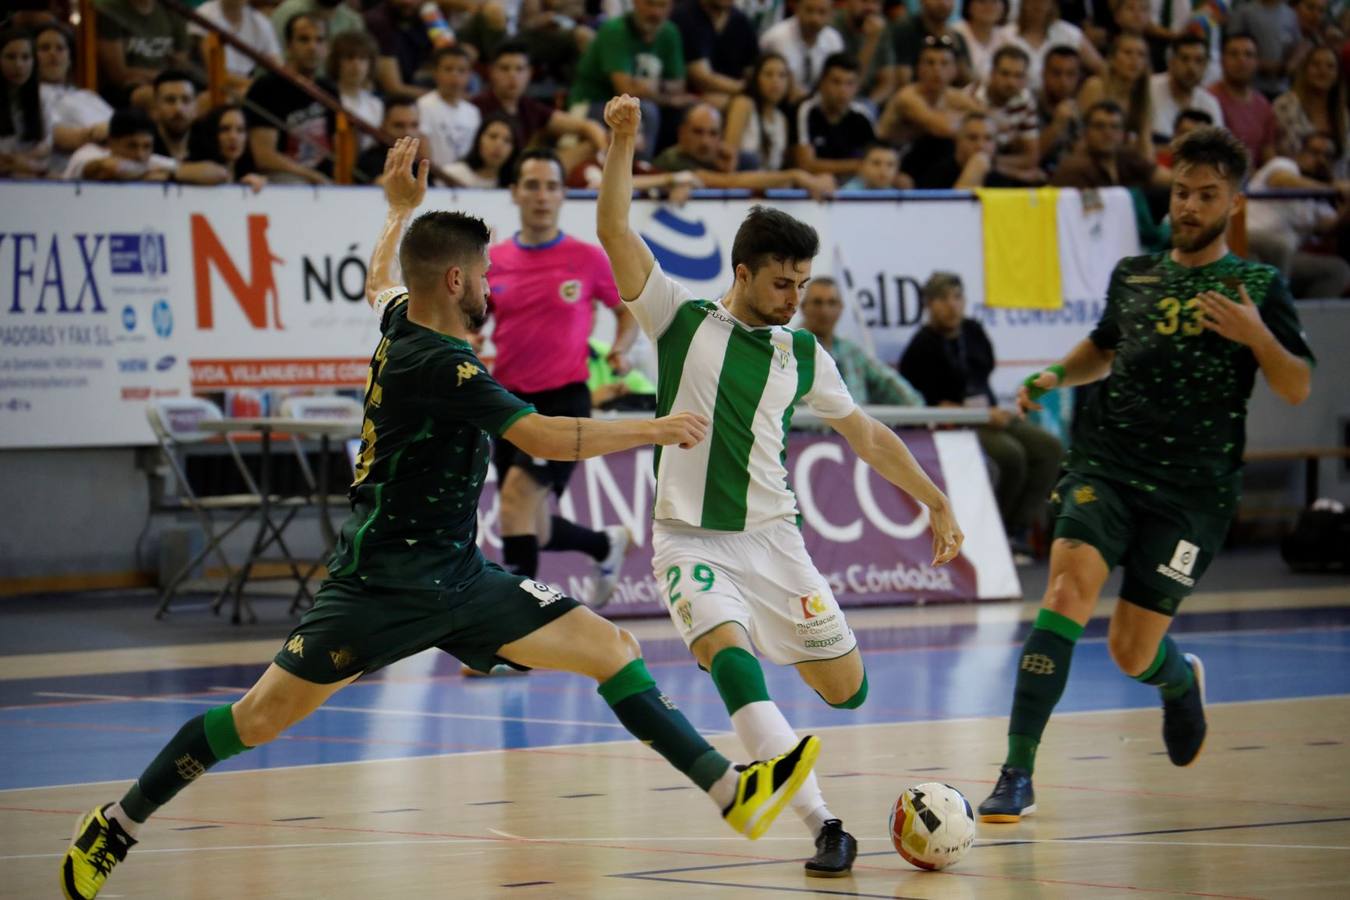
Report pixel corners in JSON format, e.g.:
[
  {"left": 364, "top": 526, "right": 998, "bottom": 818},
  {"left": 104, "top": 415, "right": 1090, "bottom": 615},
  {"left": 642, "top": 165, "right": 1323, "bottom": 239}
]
[{"left": 420, "top": 2, "right": 456, "bottom": 48}]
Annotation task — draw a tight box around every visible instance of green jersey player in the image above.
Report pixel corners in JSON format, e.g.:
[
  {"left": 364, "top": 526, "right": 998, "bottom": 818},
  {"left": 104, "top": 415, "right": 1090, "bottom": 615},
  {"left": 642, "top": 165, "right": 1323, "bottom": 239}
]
[
  {"left": 979, "top": 127, "right": 1315, "bottom": 823},
  {"left": 61, "top": 139, "right": 823, "bottom": 900},
  {"left": 598, "top": 95, "right": 965, "bottom": 877}
]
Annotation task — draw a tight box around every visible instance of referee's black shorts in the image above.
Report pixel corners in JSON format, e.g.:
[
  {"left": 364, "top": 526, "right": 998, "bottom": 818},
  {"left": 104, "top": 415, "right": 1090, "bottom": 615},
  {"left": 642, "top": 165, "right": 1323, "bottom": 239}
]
[{"left": 493, "top": 380, "right": 591, "bottom": 496}]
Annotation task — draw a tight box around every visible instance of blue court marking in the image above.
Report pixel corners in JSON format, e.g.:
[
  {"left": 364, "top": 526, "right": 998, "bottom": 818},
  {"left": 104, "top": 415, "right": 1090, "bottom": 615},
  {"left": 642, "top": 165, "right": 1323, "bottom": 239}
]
[{"left": 2, "top": 616, "right": 1348, "bottom": 792}]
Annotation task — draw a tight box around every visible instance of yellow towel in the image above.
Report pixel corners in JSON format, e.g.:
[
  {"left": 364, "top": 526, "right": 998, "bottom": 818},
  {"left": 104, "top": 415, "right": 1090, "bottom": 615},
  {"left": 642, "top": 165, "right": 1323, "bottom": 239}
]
[{"left": 976, "top": 187, "right": 1063, "bottom": 309}]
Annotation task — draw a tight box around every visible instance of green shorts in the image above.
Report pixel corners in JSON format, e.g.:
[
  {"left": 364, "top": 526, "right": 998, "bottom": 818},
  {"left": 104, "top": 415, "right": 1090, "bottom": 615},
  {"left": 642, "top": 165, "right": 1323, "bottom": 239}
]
[
  {"left": 274, "top": 562, "right": 582, "bottom": 684},
  {"left": 1052, "top": 472, "right": 1232, "bottom": 616}
]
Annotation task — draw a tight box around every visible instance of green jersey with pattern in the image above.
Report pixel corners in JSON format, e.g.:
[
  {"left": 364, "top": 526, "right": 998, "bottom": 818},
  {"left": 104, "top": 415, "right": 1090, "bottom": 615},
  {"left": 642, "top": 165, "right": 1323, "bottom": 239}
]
[
  {"left": 1069, "top": 252, "right": 1314, "bottom": 511},
  {"left": 329, "top": 293, "right": 535, "bottom": 589}
]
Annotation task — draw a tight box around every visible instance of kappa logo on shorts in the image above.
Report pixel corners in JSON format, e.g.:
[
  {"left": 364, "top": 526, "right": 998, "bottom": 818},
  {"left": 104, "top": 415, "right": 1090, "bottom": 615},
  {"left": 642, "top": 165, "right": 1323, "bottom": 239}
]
[
  {"left": 456, "top": 362, "right": 482, "bottom": 386},
  {"left": 1073, "top": 484, "right": 1098, "bottom": 505},
  {"left": 285, "top": 635, "right": 305, "bottom": 658}
]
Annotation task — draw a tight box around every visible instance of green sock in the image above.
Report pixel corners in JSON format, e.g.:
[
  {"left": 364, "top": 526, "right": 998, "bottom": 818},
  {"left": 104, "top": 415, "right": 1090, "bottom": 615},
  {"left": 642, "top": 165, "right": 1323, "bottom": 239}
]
[
  {"left": 709, "top": 646, "right": 770, "bottom": 715},
  {"left": 599, "top": 659, "right": 730, "bottom": 791},
  {"left": 119, "top": 705, "right": 250, "bottom": 823},
  {"left": 1135, "top": 635, "right": 1194, "bottom": 701},
  {"left": 1006, "top": 609, "right": 1084, "bottom": 774}
]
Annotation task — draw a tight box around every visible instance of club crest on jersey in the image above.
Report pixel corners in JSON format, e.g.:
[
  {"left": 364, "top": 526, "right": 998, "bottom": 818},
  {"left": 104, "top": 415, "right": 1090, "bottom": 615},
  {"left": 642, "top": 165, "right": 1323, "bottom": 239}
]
[
  {"left": 773, "top": 343, "right": 791, "bottom": 369},
  {"left": 558, "top": 279, "right": 582, "bottom": 303}
]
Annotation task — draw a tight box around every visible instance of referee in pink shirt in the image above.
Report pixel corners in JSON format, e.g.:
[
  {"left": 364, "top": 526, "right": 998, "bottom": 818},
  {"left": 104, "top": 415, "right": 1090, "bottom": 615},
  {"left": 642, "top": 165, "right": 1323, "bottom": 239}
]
[{"left": 487, "top": 149, "right": 639, "bottom": 613}]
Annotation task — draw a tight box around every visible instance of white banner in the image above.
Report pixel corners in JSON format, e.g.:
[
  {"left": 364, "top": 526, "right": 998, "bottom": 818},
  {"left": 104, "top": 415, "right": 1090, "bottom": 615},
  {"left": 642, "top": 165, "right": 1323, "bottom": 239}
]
[{"left": 0, "top": 183, "right": 1134, "bottom": 448}]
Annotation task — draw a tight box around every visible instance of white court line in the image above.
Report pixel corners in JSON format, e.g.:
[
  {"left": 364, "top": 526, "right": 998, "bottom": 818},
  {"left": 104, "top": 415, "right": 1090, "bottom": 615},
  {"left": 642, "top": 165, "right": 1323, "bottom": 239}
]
[
  {"left": 986, "top": 837, "right": 1350, "bottom": 852},
  {"left": 3, "top": 693, "right": 1345, "bottom": 796}
]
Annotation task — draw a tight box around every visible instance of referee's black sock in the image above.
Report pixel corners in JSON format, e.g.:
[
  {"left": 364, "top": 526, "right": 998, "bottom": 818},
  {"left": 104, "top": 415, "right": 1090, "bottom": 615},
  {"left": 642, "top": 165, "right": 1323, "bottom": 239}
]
[
  {"left": 502, "top": 535, "right": 539, "bottom": 578},
  {"left": 542, "top": 516, "right": 609, "bottom": 561}
]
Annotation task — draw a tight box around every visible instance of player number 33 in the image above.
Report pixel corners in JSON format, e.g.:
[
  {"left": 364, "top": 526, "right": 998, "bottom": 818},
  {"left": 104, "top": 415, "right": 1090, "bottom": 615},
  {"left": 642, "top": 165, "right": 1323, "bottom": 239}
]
[{"left": 1155, "top": 296, "right": 1203, "bottom": 337}]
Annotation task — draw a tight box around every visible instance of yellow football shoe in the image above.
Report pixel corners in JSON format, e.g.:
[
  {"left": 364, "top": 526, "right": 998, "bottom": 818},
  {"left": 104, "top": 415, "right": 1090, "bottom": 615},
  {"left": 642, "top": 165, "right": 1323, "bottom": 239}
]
[
  {"left": 62, "top": 805, "right": 135, "bottom": 900},
  {"left": 723, "top": 735, "right": 821, "bottom": 840}
]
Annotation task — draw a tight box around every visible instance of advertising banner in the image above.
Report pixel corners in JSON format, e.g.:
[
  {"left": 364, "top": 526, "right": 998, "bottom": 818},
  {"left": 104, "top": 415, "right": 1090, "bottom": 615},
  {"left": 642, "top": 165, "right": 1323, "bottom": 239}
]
[
  {"left": 472, "top": 428, "right": 1018, "bottom": 615},
  {"left": 1, "top": 183, "right": 1133, "bottom": 448}
]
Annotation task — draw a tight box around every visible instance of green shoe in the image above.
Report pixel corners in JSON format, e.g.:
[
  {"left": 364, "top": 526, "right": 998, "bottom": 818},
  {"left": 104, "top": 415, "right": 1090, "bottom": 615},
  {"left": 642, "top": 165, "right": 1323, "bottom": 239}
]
[{"left": 62, "top": 805, "right": 135, "bottom": 900}]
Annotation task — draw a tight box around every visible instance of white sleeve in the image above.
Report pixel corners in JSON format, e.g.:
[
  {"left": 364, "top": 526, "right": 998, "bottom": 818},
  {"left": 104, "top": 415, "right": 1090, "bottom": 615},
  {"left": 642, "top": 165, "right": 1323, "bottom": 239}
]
[
  {"left": 803, "top": 339, "right": 857, "bottom": 420},
  {"left": 627, "top": 260, "right": 693, "bottom": 339},
  {"left": 372, "top": 285, "right": 407, "bottom": 319}
]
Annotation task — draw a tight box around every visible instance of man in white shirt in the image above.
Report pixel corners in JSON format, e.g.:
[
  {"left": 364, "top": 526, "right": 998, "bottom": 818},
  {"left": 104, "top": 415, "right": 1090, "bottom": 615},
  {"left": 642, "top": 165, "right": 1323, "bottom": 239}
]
[
  {"left": 1245, "top": 132, "right": 1350, "bottom": 298},
  {"left": 415, "top": 45, "right": 481, "bottom": 169},
  {"left": 64, "top": 108, "right": 177, "bottom": 181},
  {"left": 759, "top": 0, "right": 844, "bottom": 99},
  {"left": 1148, "top": 33, "right": 1224, "bottom": 145},
  {"left": 966, "top": 44, "right": 1041, "bottom": 179},
  {"left": 190, "top": 0, "right": 282, "bottom": 81}
]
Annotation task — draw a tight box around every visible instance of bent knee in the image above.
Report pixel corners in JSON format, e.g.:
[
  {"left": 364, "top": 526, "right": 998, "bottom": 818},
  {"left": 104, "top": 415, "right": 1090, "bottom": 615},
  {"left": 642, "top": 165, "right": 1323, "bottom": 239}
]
[
  {"left": 1044, "top": 572, "right": 1093, "bottom": 620},
  {"left": 1107, "top": 631, "right": 1155, "bottom": 676},
  {"left": 817, "top": 672, "right": 867, "bottom": 708},
  {"left": 616, "top": 627, "right": 642, "bottom": 662},
  {"left": 230, "top": 702, "right": 286, "bottom": 747}
]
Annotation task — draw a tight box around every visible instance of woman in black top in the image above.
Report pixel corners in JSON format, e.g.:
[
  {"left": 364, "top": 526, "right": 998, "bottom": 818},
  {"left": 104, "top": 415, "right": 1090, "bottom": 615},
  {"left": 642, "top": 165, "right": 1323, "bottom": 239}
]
[{"left": 899, "top": 272, "right": 1063, "bottom": 553}]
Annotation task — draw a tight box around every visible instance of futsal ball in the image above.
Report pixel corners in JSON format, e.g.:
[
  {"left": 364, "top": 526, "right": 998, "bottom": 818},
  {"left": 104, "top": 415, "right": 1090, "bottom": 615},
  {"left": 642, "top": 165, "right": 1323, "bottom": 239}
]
[{"left": 887, "top": 782, "right": 976, "bottom": 870}]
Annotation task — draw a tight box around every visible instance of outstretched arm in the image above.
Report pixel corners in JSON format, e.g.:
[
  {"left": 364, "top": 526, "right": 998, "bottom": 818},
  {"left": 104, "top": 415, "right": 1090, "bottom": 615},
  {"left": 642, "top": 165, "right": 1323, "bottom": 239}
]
[
  {"left": 596, "top": 95, "right": 656, "bottom": 300},
  {"left": 365, "top": 137, "right": 430, "bottom": 307},
  {"left": 824, "top": 408, "right": 964, "bottom": 566},
  {"left": 502, "top": 411, "right": 709, "bottom": 460}
]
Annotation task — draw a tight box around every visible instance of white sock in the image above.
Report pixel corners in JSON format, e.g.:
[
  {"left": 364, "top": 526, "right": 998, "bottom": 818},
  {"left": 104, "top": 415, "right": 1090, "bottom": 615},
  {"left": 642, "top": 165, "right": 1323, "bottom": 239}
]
[
  {"left": 730, "top": 700, "right": 833, "bottom": 838},
  {"left": 106, "top": 802, "right": 141, "bottom": 838},
  {"left": 708, "top": 766, "right": 739, "bottom": 810}
]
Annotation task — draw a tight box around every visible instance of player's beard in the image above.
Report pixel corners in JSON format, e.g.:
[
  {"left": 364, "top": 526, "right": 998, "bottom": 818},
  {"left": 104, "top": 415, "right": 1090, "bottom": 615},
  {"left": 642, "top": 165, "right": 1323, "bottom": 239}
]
[
  {"left": 1171, "top": 214, "right": 1228, "bottom": 254},
  {"left": 460, "top": 284, "right": 488, "bottom": 332}
]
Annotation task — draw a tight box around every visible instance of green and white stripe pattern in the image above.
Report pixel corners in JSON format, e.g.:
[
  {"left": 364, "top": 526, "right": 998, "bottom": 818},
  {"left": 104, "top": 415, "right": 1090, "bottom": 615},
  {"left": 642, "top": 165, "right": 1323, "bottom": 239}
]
[{"left": 630, "top": 264, "right": 855, "bottom": 532}]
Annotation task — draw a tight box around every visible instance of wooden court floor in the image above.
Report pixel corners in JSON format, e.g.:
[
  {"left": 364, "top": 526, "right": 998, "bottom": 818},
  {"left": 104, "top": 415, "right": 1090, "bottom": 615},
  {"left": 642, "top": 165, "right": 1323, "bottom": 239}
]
[{"left": 2, "top": 589, "right": 1348, "bottom": 898}]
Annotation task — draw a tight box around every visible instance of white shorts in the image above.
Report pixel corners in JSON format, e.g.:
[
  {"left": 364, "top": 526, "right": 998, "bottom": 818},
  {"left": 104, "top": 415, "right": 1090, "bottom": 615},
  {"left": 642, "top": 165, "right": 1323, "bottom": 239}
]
[{"left": 651, "top": 519, "right": 857, "bottom": 666}]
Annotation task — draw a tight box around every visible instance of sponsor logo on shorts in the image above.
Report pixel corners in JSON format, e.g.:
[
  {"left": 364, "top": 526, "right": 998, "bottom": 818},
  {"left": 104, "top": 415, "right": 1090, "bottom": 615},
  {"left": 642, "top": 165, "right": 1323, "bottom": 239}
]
[
  {"left": 1155, "top": 538, "right": 1199, "bottom": 587},
  {"left": 520, "top": 579, "right": 563, "bottom": 606},
  {"left": 1154, "top": 564, "right": 1195, "bottom": 588},
  {"left": 798, "top": 593, "right": 829, "bottom": 620},
  {"left": 794, "top": 613, "right": 839, "bottom": 635},
  {"left": 804, "top": 633, "right": 845, "bottom": 649},
  {"left": 1073, "top": 484, "right": 1097, "bottom": 505},
  {"left": 285, "top": 635, "right": 305, "bottom": 658}
]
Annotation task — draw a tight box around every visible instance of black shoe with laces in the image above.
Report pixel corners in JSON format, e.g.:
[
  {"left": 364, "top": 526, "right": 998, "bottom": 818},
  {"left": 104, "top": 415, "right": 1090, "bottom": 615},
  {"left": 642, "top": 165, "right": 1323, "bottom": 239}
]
[
  {"left": 1162, "top": 653, "right": 1207, "bottom": 766},
  {"left": 978, "top": 765, "right": 1036, "bottom": 823},
  {"left": 804, "top": 819, "right": 856, "bottom": 877}
]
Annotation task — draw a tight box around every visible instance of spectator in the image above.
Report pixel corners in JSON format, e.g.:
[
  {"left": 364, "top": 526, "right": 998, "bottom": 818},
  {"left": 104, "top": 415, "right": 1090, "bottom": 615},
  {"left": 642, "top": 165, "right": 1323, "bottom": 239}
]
[
  {"left": 833, "top": 0, "right": 899, "bottom": 108},
  {"left": 738, "top": 0, "right": 787, "bottom": 35},
  {"left": 1155, "top": 106, "right": 1213, "bottom": 164},
  {"left": 1077, "top": 32, "right": 1153, "bottom": 158},
  {"left": 1273, "top": 46, "right": 1349, "bottom": 178},
  {"left": 1208, "top": 33, "right": 1278, "bottom": 166},
  {"left": 417, "top": 45, "right": 481, "bottom": 169},
  {"left": 570, "top": 0, "right": 691, "bottom": 156},
  {"left": 354, "top": 97, "right": 428, "bottom": 183},
  {"left": 792, "top": 53, "right": 877, "bottom": 177},
  {"left": 189, "top": 0, "right": 282, "bottom": 93},
  {"left": 1148, "top": 34, "right": 1223, "bottom": 145},
  {"left": 35, "top": 24, "right": 113, "bottom": 176},
  {"left": 445, "top": 112, "right": 518, "bottom": 187},
  {"left": 759, "top": 0, "right": 846, "bottom": 101},
  {"left": 1, "top": 27, "right": 48, "bottom": 178},
  {"left": 186, "top": 103, "right": 266, "bottom": 191},
  {"left": 652, "top": 101, "right": 836, "bottom": 195},
  {"left": 588, "top": 338, "right": 657, "bottom": 411},
  {"left": 880, "top": 36, "right": 980, "bottom": 171},
  {"left": 800, "top": 277, "right": 924, "bottom": 405},
  {"left": 842, "top": 141, "right": 907, "bottom": 188},
  {"left": 899, "top": 271, "right": 1063, "bottom": 552},
  {"left": 1001, "top": 0, "right": 1102, "bottom": 91},
  {"left": 1108, "top": 0, "right": 1150, "bottom": 38},
  {"left": 245, "top": 13, "right": 336, "bottom": 184},
  {"left": 1228, "top": 0, "right": 1300, "bottom": 98},
  {"left": 892, "top": 0, "right": 973, "bottom": 87},
  {"left": 148, "top": 70, "right": 228, "bottom": 183},
  {"left": 1050, "top": 98, "right": 1167, "bottom": 187},
  {"left": 94, "top": 0, "right": 190, "bottom": 107},
  {"left": 270, "top": 0, "right": 366, "bottom": 47},
  {"left": 477, "top": 42, "right": 608, "bottom": 170},
  {"left": 1245, "top": 131, "right": 1350, "bottom": 297},
  {"left": 1289, "top": 0, "right": 1342, "bottom": 74},
  {"left": 1036, "top": 44, "right": 1082, "bottom": 172},
  {"left": 671, "top": 0, "right": 758, "bottom": 103},
  {"left": 909, "top": 109, "right": 1003, "bottom": 187},
  {"left": 328, "top": 30, "right": 383, "bottom": 153},
  {"left": 365, "top": 0, "right": 432, "bottom": 101},
  {"left": 966, "top": 44, "right": 1042, "bottom": 182},
  {"left": 952, "top": 0, "right": 1012, "bottom": 86},
  {"left": 64, "top": 107, "right": 175, "bottom": 180},
  {"left": 1143, "top": 0, "right": 1195, "bottom": 73},
  {"left": 722, "top": 51, "right": 792, "bottom": 170}
]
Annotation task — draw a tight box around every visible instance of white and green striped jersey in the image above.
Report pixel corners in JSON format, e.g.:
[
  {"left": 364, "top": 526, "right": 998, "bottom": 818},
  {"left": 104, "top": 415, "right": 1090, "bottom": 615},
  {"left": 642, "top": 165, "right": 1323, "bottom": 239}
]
[{"left": 629, "top": 263, "right": 856, "bottom": 532}]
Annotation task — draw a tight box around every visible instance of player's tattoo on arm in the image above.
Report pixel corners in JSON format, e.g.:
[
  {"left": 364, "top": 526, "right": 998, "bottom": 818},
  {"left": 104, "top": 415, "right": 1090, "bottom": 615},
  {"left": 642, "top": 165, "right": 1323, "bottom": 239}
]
[{"left": 574, "top": 418, "right": 582, "bottom": 461}]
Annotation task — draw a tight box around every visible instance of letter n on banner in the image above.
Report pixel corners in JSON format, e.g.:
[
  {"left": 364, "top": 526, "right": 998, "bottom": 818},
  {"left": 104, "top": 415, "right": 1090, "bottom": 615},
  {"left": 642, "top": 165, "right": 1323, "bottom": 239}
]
[{"left": 191, "top": 214, "right": 283, "bottom": 330}]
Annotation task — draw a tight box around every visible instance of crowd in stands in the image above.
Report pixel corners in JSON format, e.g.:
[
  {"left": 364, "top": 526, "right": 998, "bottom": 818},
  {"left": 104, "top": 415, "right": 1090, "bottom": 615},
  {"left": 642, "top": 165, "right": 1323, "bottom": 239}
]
[{"left": 1, "top": 0, "right": 1348, "bottom": 289}]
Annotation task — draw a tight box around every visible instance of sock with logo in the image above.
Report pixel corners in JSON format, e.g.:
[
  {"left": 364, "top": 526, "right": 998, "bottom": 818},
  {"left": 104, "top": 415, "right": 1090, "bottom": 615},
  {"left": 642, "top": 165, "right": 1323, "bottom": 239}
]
[
  {"left": 712, "top": 647, "right": 833, "bottom": 837},
  {"left": 501, "top": 534, "right": 539, "bottom": 578},
  {"left": 114, "top": 705, "right": 251, "bottom": 826},
  {"left": 1006, "top": 609, "right": 1084, "bottom": 774},
  {"left": 1134, "top": 635, "right": 1194, "bottom": 700},
  {"left": 598, "top": 659, "right": 731, "bottom": 794},
  {"left": 541, "top": 516, "right": 609, "bottom": 561}
]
